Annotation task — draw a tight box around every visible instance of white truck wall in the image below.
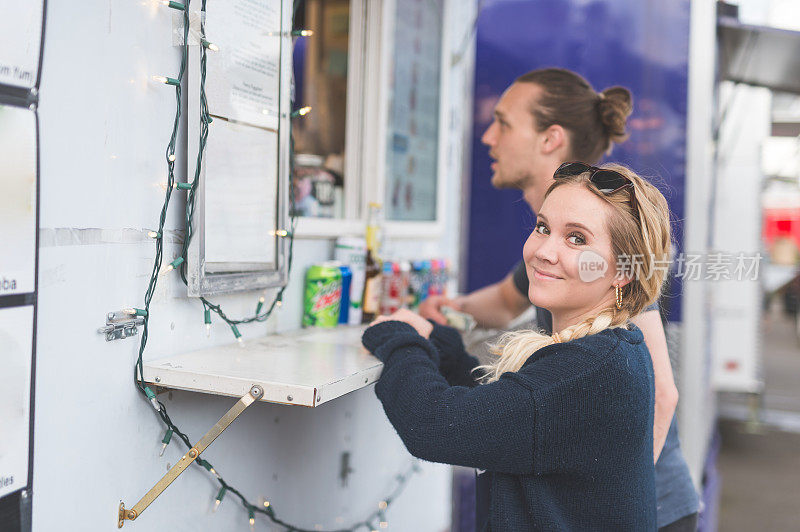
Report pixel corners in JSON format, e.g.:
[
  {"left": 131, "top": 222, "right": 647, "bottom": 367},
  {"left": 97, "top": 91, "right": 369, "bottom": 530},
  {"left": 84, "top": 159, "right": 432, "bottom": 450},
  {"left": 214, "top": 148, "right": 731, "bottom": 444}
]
[
  {"left": 33, "top": 1, "right": 476, "bottom": 530},
  {"left": 679, "top": 0, "right": 718, "bottom": 486},
  {"left": 710, "top": 82, "right": 770, "bottom": 393}
]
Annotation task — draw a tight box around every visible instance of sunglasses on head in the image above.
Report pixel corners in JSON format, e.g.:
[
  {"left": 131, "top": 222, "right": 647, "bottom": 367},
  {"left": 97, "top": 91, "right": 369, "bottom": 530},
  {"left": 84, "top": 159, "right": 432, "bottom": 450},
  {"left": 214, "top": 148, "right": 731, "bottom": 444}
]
[{"left": 554, "top": 162, "right": 638, "bottom": 214}]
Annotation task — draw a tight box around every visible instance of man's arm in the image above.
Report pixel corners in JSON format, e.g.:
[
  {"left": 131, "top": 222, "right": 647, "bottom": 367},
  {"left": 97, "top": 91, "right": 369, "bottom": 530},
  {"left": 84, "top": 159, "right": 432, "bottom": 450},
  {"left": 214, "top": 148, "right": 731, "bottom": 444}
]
[
  {"left": 419, "top": 273, "right": 531, "bottom": 329},
  {"left": 631, "top": 309, "right": 679, "bottom": 463},
  {"left": 458, "top": 274, "right": 531, "bottom": 328}
]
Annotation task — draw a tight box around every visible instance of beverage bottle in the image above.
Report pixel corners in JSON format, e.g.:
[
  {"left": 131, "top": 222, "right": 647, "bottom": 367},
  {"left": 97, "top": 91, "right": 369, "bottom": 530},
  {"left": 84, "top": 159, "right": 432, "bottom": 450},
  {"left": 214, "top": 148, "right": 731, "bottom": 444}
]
[
  {"left": 430, "top": 259, "right": 442, "bottom": 296},
  {"left": 334, "top": 237, "right": 367, "bottom": 325},
  {"left": 410, "top": 260, "right": 425, "bottom": 308},
  {"left": 380, "top": 261, "right": 404, "bottom": 315},
  {"left": 361, "top": 203, "right": 383, "bottom": 323},
  {"left": 420, "top": 260, "right": 433, "bottom": 302},
  {"left": 399, "top": 261, "right": 412, "bottom": 308},
  {"left": 443, "top": 258, "right": 457, "bottom": 298},
  {"left": 380, "top": 262, "right": 395, "bottom": 315}
]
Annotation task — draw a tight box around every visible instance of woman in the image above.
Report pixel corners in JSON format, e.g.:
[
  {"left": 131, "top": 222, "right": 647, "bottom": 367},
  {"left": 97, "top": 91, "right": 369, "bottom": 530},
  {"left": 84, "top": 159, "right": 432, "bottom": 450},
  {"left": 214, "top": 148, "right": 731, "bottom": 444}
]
[{"left": 362, "top": 163, "right": 671, "bottom": 530}]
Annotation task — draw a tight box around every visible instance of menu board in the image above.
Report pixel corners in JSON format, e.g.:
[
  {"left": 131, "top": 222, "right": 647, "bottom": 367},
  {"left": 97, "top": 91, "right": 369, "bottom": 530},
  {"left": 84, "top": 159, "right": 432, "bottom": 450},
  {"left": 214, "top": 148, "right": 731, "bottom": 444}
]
[
  {"left": 203, "top": 0, "right": 282, "bottom": 268},
  {"left": 205, "top": 0, "right": 282, "bottom": 130},
  {"left": 204, "top": 118, "right": 278, "bottom": 266},
  {"left": 188, "top": 0, "right": 290, "bottom": 293},
  {"left": 0, "top": 105, "right": 37, "bottom": 296},
  {"left": 0, "top": 306, "right": 34, "bottom": 499},
  {"left": 385, "top": 0, "right": 444, "bottom": 221},
  {"left": 0, "top": 2, "right": 44, "bottom": 89},
  {"left": 0, "top": 1, "right": 41, "bottom": 521}
]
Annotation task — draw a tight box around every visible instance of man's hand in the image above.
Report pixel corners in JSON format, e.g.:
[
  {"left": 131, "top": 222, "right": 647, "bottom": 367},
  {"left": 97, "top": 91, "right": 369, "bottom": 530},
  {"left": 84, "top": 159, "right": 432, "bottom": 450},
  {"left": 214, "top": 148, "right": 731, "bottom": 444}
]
[
  {"left": 370, "top": 308, "right": 434, "bottom": 339},
  {"left": 417, "top": 295, "right": 463, "bottom": 325}
]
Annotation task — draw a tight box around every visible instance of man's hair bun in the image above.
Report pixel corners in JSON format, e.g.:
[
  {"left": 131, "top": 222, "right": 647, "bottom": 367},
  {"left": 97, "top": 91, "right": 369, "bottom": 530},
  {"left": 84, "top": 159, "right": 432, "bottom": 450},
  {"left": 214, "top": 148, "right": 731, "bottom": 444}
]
[{"left": 598, "top": 87, "right": 633, "bottom": 144}]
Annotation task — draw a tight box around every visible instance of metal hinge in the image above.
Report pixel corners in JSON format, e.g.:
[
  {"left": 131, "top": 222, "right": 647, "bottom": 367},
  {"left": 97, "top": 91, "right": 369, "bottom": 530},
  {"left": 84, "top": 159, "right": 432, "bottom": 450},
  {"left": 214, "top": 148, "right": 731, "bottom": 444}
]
[
  {"left": 98, "top": 311, "right": 145, "bottom": 341},
  {"left": 118, "top": 385, "right": 264, "bottom": 527}
]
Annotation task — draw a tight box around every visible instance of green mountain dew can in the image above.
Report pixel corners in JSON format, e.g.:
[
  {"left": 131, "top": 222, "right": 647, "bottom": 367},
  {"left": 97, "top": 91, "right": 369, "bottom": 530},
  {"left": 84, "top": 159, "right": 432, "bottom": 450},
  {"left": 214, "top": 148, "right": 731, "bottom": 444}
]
[{"left": 302, "top": 262, "right": 343, "bottom": 327}]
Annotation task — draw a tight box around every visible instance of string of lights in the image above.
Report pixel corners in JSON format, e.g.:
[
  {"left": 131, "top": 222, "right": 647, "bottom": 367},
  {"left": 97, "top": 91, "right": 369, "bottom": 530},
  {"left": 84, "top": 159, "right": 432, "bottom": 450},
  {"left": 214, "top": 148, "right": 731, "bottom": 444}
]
[{"left": 129, "top": 1, "right": 420, "bottom": 529}]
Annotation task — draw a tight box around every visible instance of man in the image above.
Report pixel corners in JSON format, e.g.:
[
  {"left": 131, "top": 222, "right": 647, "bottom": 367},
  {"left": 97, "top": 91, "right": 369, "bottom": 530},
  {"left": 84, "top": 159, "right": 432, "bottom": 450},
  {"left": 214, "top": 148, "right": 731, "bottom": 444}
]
[{"left": 420, "top": 69, "right": 699, "bottom": 531}]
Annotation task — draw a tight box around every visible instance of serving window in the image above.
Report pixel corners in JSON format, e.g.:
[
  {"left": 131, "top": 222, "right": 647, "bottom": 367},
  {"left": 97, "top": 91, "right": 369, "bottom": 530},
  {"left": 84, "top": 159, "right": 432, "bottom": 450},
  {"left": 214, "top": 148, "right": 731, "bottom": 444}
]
[
  {"left": 291, "top": 0, "right": 352, "bottom": 220},
  {"left": 292, "top": 0, "right": 452, "bottom": 237},
  {"left": 383, "top": 0, "right": 445, "bottom": 223}
]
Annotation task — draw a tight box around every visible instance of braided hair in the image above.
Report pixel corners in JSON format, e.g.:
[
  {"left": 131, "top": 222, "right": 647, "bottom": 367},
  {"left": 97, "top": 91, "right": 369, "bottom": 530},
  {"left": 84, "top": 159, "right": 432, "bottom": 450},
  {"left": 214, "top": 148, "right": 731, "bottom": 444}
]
[{"left": 476, "top": 164, "right": 671, "bottom": 383}]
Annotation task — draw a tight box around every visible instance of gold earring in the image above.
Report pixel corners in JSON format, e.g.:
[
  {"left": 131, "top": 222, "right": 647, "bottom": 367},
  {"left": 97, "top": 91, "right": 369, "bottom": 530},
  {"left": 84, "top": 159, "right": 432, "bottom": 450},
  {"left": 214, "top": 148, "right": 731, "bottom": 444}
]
[{"left": 615, "top": 285, "right": 623, "bottom": 310}]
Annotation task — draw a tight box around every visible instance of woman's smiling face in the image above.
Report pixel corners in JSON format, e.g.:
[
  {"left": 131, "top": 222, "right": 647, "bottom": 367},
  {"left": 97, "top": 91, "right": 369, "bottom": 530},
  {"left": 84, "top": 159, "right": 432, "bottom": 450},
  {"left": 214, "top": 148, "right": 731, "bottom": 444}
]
[{"left": 523, "top": 183, "right": 623, "bottom": 316}]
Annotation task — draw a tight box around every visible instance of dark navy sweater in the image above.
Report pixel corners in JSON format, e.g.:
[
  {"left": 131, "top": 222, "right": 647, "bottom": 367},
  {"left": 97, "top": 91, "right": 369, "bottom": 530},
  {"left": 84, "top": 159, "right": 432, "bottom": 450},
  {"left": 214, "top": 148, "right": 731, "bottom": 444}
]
[{"left": 362, "top": 320, "right": 657, "bottom": 531}]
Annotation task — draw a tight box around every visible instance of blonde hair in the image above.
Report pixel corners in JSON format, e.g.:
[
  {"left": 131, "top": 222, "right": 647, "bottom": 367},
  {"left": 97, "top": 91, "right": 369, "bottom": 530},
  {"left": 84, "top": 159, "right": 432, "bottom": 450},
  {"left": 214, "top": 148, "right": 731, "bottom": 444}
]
[{"left": 476, "top": 164, "right": 672, "bottom": 383}]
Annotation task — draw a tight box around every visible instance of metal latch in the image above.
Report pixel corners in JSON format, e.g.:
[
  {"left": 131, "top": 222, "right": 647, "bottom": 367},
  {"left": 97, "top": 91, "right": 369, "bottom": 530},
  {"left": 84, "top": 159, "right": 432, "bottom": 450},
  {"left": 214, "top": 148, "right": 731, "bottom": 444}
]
[{"left": 98, "top": 310, "right": 145, "bottom": 341}]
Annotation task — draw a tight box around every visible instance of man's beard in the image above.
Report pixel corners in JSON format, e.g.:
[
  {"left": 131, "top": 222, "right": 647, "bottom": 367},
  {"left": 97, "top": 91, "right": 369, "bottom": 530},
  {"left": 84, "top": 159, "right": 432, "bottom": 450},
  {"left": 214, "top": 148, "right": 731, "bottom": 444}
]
[{"left": 491, "top": 167, "right": 535, "bottom": 190}]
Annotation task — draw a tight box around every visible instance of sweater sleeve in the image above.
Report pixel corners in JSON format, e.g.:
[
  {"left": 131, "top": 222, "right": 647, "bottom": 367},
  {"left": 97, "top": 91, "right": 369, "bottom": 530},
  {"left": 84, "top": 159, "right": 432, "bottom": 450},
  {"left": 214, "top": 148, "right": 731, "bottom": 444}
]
[
  {"left": 362, "top": 321, "right": 536, "bottom": 474},
  {"left": 428, "top": 323, "right": 484, "bottom": 388}
]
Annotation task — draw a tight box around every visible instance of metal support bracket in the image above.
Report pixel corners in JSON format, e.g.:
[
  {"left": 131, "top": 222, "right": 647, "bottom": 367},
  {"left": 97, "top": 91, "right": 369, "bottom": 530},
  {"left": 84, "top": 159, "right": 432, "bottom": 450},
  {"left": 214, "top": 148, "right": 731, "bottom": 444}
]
[
  {"left": 118, "top": 385, "right": 264, "bottom": 527},
  {"left": 98, "top": 310, "right": 145, "bottom": 341}
]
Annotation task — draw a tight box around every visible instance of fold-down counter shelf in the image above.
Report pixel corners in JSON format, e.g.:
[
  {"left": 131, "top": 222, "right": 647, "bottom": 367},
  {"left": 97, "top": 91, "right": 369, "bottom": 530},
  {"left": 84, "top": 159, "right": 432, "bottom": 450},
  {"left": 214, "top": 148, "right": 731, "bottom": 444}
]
[{"left": 142, "top": 326, "right": 381, "bottom": 407}]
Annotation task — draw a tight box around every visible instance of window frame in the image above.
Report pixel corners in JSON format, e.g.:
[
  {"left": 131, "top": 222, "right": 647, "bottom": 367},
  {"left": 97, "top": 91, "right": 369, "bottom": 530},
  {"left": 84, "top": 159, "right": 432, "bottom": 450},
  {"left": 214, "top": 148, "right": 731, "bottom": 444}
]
[
  {"left": 186, "top": 0, "right": 293, "bottom": 296},
  {"left": 293, "top": 0, "right": 453, "bottom": 239}
]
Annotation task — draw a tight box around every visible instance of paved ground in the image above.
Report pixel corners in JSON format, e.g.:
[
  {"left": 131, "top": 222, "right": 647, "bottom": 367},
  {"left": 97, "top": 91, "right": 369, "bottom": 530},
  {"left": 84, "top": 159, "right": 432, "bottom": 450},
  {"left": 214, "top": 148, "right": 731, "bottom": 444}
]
[{"left": 718, "top": 306, "right": 800, "bottom": 531}]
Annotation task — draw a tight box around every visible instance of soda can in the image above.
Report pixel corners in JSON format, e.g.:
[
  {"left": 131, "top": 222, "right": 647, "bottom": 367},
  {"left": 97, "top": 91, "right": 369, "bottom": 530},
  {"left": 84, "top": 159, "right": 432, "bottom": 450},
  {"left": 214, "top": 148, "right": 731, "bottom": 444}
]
[
  {"left": 338, "top": 265, "right": 352, "bottom": 324},
  {"left": 302, "top": 262, "right": 342, "bottom": 328}
]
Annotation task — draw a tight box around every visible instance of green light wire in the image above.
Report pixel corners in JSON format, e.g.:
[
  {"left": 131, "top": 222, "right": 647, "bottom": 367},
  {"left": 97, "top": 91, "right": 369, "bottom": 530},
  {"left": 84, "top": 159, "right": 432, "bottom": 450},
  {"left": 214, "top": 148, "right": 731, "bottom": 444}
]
[{"left": 132, "top": 1, "right": 419, "bottom": 530}]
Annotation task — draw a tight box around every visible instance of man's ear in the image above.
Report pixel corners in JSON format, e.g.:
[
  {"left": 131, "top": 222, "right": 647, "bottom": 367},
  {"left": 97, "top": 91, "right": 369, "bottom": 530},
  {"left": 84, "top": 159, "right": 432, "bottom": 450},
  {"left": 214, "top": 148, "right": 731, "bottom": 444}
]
[{"left": 540, "top": 124, "right": 567, "bottom": 155}]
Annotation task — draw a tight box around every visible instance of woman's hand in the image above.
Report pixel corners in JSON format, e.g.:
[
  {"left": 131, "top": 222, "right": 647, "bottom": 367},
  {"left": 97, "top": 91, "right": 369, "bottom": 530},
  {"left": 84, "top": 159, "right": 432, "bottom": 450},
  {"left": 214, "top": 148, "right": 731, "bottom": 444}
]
[{"left": 370, "top": 308, "right": 433, "bottom": 339}]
